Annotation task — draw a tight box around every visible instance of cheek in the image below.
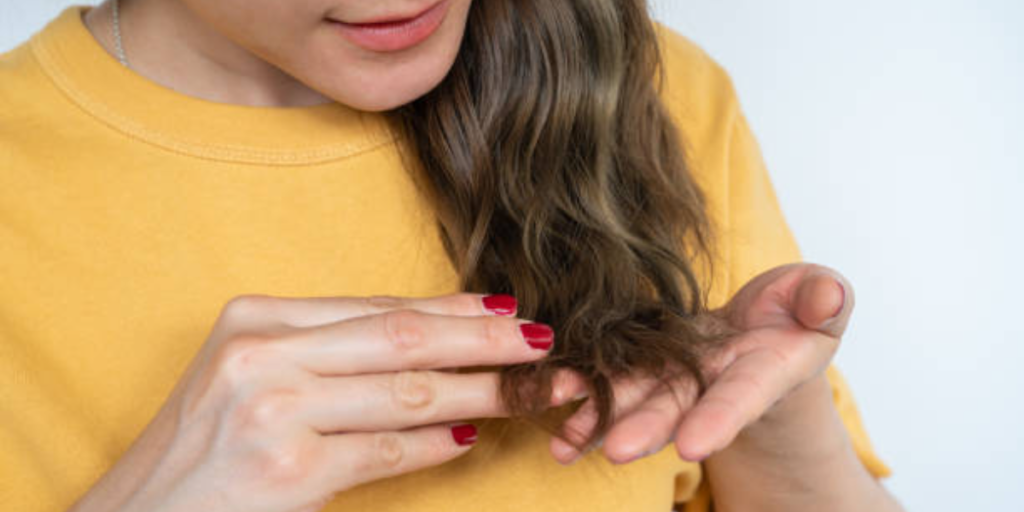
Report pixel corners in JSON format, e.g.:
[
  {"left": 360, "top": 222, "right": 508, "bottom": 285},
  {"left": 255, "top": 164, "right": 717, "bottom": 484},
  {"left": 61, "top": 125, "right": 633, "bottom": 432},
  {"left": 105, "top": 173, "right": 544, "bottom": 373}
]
[{"left": 185, "top": 0, "right": 309, "bottom": 47}]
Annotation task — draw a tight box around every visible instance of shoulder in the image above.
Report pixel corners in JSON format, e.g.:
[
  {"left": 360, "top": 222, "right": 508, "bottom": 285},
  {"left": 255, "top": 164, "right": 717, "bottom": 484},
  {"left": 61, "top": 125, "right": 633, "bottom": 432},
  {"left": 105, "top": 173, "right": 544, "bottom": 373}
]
[
  {"left": 649, "top": 24, "right": 801, "bottom": 305},
  {"left": 0, "top": 40, "right": 40, "bottom": 112},
  {"left": 0, "top": 39, "right": 54, "bottom": 142},
  {"left": 652, "top": 22, "right": 731, "bottom": 93},
  {"left": 0, "top": 32, "right": 75, "bottom": 173},
  {"left": 651, "top": 22, "right": 744, "bottom": 146},
  {"left": 0, "top": 42, "right": 33, "bottom": 168},
  {"left": 649, "top": 23, "right": 750, "bottom": 209}
]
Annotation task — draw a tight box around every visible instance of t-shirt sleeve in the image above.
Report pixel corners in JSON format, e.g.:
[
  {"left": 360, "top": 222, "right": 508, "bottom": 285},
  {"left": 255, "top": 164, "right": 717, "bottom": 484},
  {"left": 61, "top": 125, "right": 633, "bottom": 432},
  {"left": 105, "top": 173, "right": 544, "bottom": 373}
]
[{"left": 674, "top": 88, "right": 892, "bottom": 511}]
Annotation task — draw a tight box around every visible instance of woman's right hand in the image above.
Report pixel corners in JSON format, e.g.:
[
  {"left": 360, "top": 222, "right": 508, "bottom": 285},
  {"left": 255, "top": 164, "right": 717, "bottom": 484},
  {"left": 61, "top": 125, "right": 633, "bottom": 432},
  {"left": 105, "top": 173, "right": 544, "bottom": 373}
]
[{"left": 68, "top": 292, "right": 560, "bottom": 512}]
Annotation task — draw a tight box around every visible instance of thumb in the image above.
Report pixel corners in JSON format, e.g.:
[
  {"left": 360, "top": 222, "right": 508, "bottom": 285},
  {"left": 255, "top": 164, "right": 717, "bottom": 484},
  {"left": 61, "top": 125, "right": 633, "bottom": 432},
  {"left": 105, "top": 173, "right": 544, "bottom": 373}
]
[{"left": 793, "top": 267, "right": 854, "bottom": 338}]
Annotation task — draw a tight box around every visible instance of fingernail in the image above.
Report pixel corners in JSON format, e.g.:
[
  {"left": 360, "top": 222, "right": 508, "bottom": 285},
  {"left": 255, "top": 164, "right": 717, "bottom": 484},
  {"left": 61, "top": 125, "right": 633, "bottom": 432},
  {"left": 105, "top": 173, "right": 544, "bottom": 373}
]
[
  {"left": 552, "top": 439, "right": 578, "bottom": 465},
  {"left": 618, "top": 445, "right": 661, "bottom": 465},
  {"left": 616, "top": 452, "right": 642, "bottom": 465},
  {"left": 643, "top": 445, "right": 663, "bottom": 458},
  {"left": 482, "top": 294, "right": 517, "bottom": 316},
  {"left": 564, "top": 437, "right": 601, "bottom": 465},
  {"left": 451, "top": 423, "right": 478, "bottom": 446},
  {"left": 520, "top": 322, "right": 554, "bottom": 350},
  {"left": 830, "top": 279, "right": 846, "bottom": 319}
]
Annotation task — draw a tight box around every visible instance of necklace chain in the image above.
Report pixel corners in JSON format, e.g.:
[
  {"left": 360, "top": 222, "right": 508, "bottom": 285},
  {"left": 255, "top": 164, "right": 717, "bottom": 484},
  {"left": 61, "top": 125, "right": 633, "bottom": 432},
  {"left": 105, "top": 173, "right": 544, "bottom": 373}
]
[{"left": 112, "top": 0, "right": 128, "bottom": 67}]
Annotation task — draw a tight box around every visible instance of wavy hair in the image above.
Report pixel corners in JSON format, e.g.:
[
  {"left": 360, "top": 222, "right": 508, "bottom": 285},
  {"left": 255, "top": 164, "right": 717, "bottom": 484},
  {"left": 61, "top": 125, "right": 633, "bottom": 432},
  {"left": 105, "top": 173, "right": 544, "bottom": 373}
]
[{"left": 389, "top": 0, "right": 723, "bottom": 449}]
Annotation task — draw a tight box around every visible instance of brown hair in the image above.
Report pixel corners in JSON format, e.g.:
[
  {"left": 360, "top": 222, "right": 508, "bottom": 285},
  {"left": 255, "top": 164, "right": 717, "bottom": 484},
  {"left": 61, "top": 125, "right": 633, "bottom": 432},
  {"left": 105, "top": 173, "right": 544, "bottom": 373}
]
[{"left": 389, "top": 0, "right": 722, "bottom": 449}]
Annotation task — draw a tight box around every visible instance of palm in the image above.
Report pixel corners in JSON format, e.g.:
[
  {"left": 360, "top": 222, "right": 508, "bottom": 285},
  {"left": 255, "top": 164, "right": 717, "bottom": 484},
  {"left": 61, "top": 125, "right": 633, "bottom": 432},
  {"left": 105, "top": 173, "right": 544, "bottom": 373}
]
[{"left": 550, "top": 262, "right": 854, "bottom": 464}]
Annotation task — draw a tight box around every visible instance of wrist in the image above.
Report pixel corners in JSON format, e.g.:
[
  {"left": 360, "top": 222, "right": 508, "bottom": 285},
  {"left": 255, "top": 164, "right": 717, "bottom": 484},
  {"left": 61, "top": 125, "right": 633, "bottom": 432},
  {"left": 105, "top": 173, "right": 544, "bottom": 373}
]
[
  {"left": 755, "top": 371, "right": 831, "bottom": 428},
  {"left": 703, "top": 370, "right": 903, "bottom": 512},
  {"left": 719, "top": 372, "right": 849, "bottom": 465}
]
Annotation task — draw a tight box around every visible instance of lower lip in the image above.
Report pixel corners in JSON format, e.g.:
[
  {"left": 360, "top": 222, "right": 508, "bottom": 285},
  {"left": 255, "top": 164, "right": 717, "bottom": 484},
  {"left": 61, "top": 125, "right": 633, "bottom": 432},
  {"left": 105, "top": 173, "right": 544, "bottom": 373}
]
[{"left": 331, "top": 1, "right": 450, "bottom": 53}]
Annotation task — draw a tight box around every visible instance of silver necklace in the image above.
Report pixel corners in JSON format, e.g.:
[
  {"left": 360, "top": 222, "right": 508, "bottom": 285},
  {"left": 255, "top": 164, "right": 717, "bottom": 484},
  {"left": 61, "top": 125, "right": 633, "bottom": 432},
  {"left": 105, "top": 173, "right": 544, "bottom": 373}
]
[{"left": 112, "top": 0, "right": 128, "bottom": 67}]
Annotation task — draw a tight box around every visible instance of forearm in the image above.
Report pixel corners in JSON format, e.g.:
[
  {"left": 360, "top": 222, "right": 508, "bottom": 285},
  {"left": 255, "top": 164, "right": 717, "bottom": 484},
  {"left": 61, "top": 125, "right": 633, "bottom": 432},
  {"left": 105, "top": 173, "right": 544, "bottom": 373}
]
[{"left": 703, "top": 373, "right": 904, "bottom": 512}]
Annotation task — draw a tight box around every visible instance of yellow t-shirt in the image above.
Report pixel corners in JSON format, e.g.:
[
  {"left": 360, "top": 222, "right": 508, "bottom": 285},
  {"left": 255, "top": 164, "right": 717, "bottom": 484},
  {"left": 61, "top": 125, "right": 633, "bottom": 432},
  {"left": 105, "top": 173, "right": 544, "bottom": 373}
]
[{"left": 0, "top": 6, "right": 891, "bottom": 511}]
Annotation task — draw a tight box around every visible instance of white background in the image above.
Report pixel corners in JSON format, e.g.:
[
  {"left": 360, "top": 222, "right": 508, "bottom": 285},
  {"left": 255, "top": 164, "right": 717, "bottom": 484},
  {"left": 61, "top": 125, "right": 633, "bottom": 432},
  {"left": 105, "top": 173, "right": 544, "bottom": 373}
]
[{"left": 3, "top": 2, "right": 1023, "bottom": 510}]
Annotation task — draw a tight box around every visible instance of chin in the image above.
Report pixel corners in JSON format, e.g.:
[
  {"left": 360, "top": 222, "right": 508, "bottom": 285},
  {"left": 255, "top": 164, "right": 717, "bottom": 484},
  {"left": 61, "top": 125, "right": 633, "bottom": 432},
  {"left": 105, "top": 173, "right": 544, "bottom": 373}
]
[
  {"left": 326, "top": 68, "right": 451, "bottom": 112},
  {"left": 318, "top": 46, "right": 461, "bottom": 112}
]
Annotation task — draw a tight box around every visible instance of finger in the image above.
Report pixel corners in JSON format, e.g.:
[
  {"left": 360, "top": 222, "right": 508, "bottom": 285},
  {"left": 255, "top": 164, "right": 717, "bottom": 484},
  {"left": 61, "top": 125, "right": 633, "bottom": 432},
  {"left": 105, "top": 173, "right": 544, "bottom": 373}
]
[
  {"left": 793, "top": 269, "right": 854, "bottom": 338},
  {"left": 715, "top": 263, "right": 851, "bottom": 335},
  {"left": 320, "top": 423, "right": 478, "bottom": 492},
  {"left": 716, "top": 263, "right": 805, "bottom": 329},
  {"left": 601, "top": 376, "right": 700, "bottom": 464},
  {"left": 278, "top": 309, "right": 554, "bottom": 375},
  {"left": 672, "top": 333, "right": 826, "bottom": 461},
  {"left": 550, "top": 399, "right": 600, "bottom": 465},
  {"left": 550, "top": 374, "right": 664, "bottom": 465},
  {"left": 303, "top": 371, "right": 506, "bottom": 433},
  {"left": 550, "top": 368, "right": 589, "bottom": 407},
  {"left": 219, "top": 292, "right": 518, "bottom": 330}
]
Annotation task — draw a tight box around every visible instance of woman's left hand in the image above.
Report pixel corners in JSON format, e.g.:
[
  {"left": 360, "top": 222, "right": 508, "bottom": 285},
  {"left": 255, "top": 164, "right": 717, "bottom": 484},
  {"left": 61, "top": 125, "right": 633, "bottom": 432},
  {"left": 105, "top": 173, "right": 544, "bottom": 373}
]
[{"left": 549, "top": 262, "right": 853, "bottom": 464}]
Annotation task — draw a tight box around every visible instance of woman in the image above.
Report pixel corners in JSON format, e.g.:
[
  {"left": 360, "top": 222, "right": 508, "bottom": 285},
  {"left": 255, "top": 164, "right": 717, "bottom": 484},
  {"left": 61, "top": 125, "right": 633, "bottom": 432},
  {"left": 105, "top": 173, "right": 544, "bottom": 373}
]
[{"left": 0, "top": 1, "right": 902, "bottom": 511}]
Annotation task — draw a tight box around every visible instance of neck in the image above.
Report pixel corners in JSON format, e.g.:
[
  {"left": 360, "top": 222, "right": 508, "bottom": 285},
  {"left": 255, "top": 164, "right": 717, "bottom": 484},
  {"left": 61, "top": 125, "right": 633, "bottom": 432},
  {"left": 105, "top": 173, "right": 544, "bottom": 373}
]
[{"left": 83, "top": 0, "right": 333, "bottom": 107}]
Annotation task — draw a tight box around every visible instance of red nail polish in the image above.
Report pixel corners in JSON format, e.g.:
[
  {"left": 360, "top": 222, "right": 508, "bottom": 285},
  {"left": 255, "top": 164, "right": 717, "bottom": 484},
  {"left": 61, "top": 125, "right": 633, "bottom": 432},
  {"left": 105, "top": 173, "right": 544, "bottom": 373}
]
[
  {"left": 451, "top": 423, "right": 478, "bottom": 446},
  {"left": 519, "top": 322, "right": 554, "bottom": 350},
  {"left": 482, "top": 294, "right": 517, "bottom": 316}
]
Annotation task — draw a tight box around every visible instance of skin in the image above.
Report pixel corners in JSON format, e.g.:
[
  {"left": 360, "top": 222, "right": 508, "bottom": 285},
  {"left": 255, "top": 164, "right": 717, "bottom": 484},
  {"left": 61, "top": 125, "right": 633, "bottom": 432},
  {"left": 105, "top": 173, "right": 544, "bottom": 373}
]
[
  {"left": 76, "top": 1, "right": 906, "bottom": 511},
  {"left": 84, "top": 0, "right": 474, "bottom": 110},
  {"left": 551, "top": 264, "right": 906, "bottom": 512},
  {"left": 67, "top": 292, "right": 559, "bottom": 512}
]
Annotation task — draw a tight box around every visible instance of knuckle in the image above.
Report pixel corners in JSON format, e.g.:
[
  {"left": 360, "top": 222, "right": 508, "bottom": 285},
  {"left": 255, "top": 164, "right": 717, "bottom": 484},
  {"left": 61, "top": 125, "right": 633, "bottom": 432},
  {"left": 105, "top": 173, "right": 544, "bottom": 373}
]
[
  {"left": 725, "top": 376, "right": 767, "bottom": 426},
  {"left": 230, "top": 388, "right": 301, "bottom": 433},
  {"left": 733, "top": 372, "right": 768, "bottom": 402},
  {"left": 390, "top": 371, "right": 438, "bottom": 417},
  {"left": 703, "top": 394, "right": 744, "bottom": 429},
  {"left": 422, "top": 427, "right": 457, "bottom": 460},
  {"left": 448, "top": 293, "right": 486, "bottom": 315},
  {"left": 562, "top": 404, "right": 598, "bottom": 444},
  {"left": 764, "top": 346, "right": 794, "bottom": 371},
  {"left": 369, "top": 432, "right": 405, "bottom": 471},
  {"left": 481, "top": 315, "right": 516, "bottom": 350},
  {"left": 382, "top": 309, "right": 428, "bottom": 352},
  {"left": 221, "top": 294, "right": 280, "bottom": 323},
  {"left": 216, "top": 334, "right": 280, "bottom": 386},
  {"left": 249, "top": 443, "right": 313, "bottom": 485},
  {"left": 362, "top": 295, "right": 407, "bottom": 314}
]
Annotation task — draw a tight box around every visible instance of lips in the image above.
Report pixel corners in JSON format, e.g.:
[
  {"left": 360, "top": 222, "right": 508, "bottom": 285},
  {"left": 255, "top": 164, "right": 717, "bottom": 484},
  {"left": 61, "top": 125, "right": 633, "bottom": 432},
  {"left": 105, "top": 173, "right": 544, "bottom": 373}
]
[{"left": 329, "top": 1, "right": 450, "bottom": 53}]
